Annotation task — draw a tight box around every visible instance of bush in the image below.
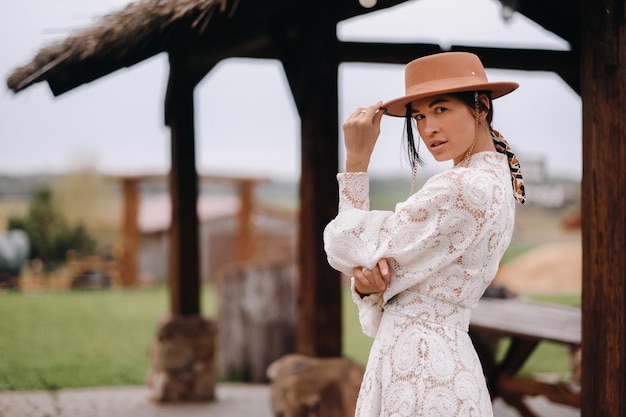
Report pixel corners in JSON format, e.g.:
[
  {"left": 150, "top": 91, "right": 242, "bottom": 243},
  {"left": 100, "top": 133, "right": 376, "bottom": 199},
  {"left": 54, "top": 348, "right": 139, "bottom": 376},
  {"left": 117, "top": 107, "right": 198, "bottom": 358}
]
[{"left": 7, "top": 186, "right": 96, "bottom": 273}]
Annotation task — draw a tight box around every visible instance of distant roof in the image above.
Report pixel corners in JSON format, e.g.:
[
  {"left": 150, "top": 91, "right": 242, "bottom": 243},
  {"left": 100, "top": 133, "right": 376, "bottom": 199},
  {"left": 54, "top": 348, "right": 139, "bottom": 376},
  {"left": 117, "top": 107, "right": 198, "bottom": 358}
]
[{"left": 140, "top": 193, "right": 239, "bottom": 233}]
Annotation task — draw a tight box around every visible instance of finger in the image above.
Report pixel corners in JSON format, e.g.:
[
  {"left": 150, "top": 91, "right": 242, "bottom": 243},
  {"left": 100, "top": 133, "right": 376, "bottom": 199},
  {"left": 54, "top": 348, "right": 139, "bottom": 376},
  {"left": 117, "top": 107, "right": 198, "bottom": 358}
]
[
  {"left": 359, "top": 103, "right": 382, "bottom": 121},
  {"left": 373, "top": 102, "right": 385, "bottom": 124},
  {"left": 353, "top": 103, "right": 382, "bottom": 120},
  {"left": 354, "top": 282, "right": 379, "bottom": 297},
  {"left": 362, "top": 267, "right": 384, "bottom": 291},
  {"left": 361, "top": 267, "right": 374, "bottom": 284},
  {"left": 350, "top": 107, "right": 367, "bottom": 119},
  {"left": 370, "top": 266, "right": 387, "bottom": 290},
  {"left": 353, "top": 267, "right": 372, "bottom": 289},
  {"left": 377, "top": 258, "right": 390, "bottom": 282},
  {"left": 357, "top": 265, "right": 384, "bottom": 291}
]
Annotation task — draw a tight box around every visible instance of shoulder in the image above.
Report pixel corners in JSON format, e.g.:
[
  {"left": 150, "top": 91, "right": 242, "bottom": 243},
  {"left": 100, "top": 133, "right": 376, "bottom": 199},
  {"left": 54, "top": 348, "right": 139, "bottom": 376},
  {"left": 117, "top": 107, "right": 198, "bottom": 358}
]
[{"left": 420, "top": 153, "right": 509, "bottom": 208}]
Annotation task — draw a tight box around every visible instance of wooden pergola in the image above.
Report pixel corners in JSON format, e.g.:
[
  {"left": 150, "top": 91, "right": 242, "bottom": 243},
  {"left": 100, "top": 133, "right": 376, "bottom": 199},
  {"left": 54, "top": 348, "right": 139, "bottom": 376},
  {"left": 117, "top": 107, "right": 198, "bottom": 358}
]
[
  {"left": 5, "top": 0, "right": 624, "bottom": 414},
  {"left": 107, "top": 173, "right": 268, "bottom": 286}
]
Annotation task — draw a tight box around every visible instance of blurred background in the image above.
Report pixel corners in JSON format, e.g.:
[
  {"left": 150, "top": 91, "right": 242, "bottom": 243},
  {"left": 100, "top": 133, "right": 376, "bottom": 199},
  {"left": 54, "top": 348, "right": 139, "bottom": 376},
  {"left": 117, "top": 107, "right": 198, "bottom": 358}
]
[{"left": 0, "top": 0, "right": 581, "bottom": 403}]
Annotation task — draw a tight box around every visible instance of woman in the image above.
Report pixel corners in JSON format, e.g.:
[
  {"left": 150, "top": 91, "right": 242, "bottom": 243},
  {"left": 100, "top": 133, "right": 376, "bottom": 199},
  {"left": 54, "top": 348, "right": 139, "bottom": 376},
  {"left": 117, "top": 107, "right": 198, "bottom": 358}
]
[{"left": 323, "top": 52, "right": 525, "bottom": 416}]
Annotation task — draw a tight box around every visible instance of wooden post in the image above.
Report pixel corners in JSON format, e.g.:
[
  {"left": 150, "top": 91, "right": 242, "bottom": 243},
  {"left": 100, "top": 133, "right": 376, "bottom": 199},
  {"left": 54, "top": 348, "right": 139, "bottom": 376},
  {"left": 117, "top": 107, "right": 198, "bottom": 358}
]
[
  {"left": 282, "top": 2, "right": 342, "bottom": 357},
  {"left": 120, "top": 177, "right": 139, "bottom": 287},
  {"left": 235, "top": 179, "right": 255, "bottom": 262},
  {"left": 165, "top": 56, "right": 203, "bottom": 315},
  {"left": 580, "top": 1, "right": 626, "bottom": 415}
]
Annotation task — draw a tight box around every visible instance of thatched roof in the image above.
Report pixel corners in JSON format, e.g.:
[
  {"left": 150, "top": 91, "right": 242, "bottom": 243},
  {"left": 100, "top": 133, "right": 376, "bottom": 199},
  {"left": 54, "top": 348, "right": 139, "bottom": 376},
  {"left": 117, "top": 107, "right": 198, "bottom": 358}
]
[
  {"left": 6, "top": 0, "right": 234, "bottom": 95},
  {"left": 6, "top": 0, "right": 581, "bottom": 96}
]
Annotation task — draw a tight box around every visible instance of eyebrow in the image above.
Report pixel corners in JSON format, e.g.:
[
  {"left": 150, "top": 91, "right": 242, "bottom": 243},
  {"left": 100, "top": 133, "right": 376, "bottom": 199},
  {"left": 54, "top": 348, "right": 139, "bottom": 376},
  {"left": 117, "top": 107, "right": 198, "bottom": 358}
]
[{"left": 412, "top": 97, "right": 450, "bottom": 114}]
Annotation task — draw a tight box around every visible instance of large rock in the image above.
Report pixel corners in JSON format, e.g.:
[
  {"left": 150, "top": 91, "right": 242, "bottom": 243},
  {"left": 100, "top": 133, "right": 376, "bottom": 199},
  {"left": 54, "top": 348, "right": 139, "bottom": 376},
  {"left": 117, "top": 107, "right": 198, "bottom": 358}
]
[
  {"left": 267, "top": 353, "right": 364, "bottom": 417},
  {"left": 147, "top": 314, "right": 217, "bottom": 402}
]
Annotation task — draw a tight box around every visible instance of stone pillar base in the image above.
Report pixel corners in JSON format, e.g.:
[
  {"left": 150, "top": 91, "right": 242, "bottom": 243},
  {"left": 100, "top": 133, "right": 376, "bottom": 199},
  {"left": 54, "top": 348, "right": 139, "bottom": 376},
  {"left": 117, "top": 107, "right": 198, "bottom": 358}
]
[{"left": 147, "top": 314, "right": 217, "bottom": 402}]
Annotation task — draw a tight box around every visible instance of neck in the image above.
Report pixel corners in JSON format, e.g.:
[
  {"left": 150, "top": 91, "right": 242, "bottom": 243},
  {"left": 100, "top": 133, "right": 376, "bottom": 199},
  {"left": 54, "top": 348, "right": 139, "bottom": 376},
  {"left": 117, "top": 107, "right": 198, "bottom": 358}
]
[{"left": 455, "top": 126, "right": 495, "bottom": 165}]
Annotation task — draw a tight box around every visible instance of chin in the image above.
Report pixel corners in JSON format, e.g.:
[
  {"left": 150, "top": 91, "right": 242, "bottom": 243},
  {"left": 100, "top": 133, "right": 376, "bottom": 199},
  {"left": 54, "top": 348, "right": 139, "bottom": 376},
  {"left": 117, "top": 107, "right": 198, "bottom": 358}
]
[{"left": 431, "top": 153, "right": 451, "bottom": 162}]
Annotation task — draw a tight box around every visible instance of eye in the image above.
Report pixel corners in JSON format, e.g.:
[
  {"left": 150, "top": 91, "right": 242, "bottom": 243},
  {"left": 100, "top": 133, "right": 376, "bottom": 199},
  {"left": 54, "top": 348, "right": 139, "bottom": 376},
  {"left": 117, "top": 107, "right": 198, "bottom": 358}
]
[
  {"left": 414, "top": 113, "right": 425, "bottom": 121},
  {"left": 434, "top": 106, "right": 447, "bottom": 114}
]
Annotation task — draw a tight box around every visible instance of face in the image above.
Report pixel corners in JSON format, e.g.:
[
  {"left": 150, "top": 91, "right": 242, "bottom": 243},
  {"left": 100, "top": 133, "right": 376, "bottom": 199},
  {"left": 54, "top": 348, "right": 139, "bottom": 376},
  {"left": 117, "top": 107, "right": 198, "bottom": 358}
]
[{"left": 411, "top": 94, "right": 476, "bottom": 165}]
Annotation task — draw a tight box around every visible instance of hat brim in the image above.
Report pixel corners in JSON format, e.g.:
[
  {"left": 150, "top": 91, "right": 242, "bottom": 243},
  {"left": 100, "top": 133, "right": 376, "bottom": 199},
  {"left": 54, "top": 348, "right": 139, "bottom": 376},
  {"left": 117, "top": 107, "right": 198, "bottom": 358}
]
[{"left": 382, "top": 81, "right": 519, "bottom": 117}]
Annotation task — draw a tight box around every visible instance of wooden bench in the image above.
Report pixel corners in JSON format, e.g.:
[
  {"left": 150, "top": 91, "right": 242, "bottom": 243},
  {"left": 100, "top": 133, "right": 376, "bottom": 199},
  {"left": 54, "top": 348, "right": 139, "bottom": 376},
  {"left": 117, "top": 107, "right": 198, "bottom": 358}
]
[{"left": 469, "top": 297, "right": 581, "bottom": 417}]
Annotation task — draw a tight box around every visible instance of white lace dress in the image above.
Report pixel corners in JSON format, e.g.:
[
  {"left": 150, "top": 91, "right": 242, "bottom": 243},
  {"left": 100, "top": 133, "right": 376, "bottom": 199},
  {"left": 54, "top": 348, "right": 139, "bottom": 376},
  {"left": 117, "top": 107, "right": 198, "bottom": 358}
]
[{"left": 323, "top": 151, "right": 516, "bottom": 417}]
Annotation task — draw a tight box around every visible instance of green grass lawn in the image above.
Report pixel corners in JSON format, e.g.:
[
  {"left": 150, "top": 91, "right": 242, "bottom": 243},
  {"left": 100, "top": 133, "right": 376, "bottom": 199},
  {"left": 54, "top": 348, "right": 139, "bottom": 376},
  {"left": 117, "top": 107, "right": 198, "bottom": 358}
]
[
  {"left": 0, "top": 285, "right": 579, "bottom": 391},
  {"left": 0, "top": 288, "right": 168, "bottom": 390}
]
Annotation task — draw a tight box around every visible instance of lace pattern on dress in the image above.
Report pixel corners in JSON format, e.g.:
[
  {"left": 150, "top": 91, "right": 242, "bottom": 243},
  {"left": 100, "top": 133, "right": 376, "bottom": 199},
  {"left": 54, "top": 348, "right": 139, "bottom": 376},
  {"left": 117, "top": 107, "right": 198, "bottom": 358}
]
[
  {"left": 323, "top": 152, "right": 515, "bottom": 417},
  {"left": 386, "top": 290, "right": 472, "bottom": 331},
  {"left": 339, "top": 172, "right": 369, "bottom": 211}
]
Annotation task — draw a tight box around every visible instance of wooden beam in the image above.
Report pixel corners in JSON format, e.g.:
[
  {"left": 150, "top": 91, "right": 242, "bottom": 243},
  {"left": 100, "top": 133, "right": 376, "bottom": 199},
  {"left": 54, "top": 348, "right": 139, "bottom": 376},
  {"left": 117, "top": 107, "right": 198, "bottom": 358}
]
[
  {"left": 120, "top": 178, "right": 140, "bottom": 287},
  {"left": 338, "top": 42, "right": 580, "bottom": 92},
  {"left": 580, "top": 1, "right": 626, "bottom": 416},
  {"left": 189, "top": 37, "right": 581, "bottom": 94},
  {"left": 498, "top": 375, "right": 580, "bottom": 408}
]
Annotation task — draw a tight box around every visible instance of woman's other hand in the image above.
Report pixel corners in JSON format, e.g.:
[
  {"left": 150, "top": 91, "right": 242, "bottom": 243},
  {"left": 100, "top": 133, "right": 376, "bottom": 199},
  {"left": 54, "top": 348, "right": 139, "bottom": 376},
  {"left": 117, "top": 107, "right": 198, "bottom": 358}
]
[
  {"left": 353, "top": 258, "right": 391, "bottom": 296},
  {"left": 343, "top": 102, "right": 385, "bottom": 172}
]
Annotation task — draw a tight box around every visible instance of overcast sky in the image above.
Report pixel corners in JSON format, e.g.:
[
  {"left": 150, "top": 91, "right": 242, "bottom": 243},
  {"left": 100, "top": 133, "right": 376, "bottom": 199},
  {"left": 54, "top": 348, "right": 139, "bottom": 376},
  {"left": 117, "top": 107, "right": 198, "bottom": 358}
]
[{"left": 0, "top": 0, "right": 581, "bottom": 181}]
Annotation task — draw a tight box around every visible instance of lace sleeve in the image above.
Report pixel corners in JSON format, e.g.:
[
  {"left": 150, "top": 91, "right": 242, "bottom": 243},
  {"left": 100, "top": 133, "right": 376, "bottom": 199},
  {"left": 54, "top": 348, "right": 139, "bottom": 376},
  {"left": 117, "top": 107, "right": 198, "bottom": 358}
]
[
  {"left": 323, "top": 168, "right": 497, "bottom": 291},
  {"left": 337, "top": 172, "right": 369, "bottom": 212}
]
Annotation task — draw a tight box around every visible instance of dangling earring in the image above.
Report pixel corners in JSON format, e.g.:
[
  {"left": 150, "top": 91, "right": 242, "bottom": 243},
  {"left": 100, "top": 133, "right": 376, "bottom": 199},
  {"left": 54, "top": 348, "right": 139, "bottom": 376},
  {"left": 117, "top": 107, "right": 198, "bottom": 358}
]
[
  {"left": 410, "top": 137, "right": 421, "bottom": 194},
  {"left": 461, "top": 91, "right": 480, "bottom": 164},
  {"left": 474, "top": 90, "right": 480, "bottom": 137}
]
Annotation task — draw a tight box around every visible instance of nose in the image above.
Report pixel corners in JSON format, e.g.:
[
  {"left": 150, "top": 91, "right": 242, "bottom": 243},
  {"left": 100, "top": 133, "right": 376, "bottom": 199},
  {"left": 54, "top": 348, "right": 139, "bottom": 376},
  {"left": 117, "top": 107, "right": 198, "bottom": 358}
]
[{"left": 418, "top": 117, "right": 439, "bottom": 136}]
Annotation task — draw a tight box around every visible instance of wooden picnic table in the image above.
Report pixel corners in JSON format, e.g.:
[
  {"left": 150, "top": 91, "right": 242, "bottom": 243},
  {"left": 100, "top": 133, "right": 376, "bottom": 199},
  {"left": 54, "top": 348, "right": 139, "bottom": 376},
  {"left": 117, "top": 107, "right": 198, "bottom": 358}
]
[{"left": 469, "top": 297, "right": 581, "bottom": 417}]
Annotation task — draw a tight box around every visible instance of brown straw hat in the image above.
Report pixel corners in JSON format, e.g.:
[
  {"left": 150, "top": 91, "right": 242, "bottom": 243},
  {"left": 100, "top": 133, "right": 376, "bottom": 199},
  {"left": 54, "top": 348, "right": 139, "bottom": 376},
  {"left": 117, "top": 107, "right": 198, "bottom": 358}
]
[{"left": 382, "top": 52, "right": 519, "bottom": 117}]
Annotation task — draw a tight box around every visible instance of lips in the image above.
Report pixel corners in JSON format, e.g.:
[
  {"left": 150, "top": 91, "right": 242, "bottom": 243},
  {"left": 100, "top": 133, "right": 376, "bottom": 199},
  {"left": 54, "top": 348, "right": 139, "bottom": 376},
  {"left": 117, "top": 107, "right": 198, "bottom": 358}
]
[{"left": 430, "top": 139, "right": 447, "bottom": 149}]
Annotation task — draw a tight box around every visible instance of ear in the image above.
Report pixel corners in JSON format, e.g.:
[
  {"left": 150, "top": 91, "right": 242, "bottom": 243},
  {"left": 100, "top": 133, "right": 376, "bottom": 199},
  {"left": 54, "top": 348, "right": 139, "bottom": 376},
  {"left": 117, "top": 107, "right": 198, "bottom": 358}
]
[
  {"left": 479, "top": 94, "right": 490, "bottom": 112},
  {"left": 477, "top": 94, "right": 490, "bottom": 120}
]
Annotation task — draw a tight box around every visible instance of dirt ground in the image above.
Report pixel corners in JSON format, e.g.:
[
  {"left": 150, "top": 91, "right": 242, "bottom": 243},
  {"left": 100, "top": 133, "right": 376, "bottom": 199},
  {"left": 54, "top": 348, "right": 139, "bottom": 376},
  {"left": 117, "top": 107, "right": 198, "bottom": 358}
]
[
  {"left": 494, "top": 205, "right": 582, "bottom": 294},
  {"left": 494, "top": 239, "right": 582, "bottom": 293}
]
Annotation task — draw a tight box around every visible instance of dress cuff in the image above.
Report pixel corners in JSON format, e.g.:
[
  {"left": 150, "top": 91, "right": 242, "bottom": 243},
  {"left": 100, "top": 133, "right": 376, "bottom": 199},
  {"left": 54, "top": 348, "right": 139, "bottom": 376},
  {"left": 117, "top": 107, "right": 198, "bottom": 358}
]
[
  {"left": 350, "top": 277, "right": 384, "bottom": 338},
  {"left": 337, "top": 172, "right": 369, "bottom": 211}
]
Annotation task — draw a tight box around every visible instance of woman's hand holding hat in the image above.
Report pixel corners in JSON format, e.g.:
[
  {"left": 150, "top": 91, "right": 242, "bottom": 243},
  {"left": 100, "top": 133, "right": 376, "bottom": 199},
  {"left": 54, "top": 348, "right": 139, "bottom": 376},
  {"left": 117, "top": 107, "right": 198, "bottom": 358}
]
[{"left": 343, "top": 102, "right": 385, "bottom": 172}]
